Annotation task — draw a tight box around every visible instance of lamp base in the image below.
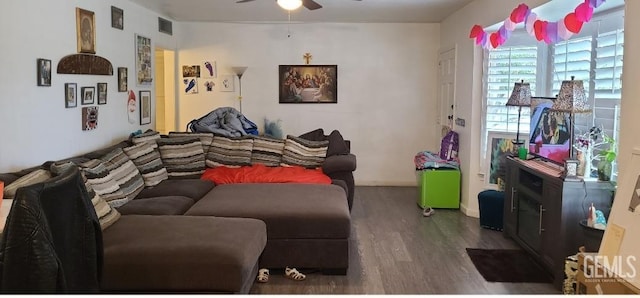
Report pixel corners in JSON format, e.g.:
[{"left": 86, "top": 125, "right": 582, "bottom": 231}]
[{"left": 563, "top": 159, "right": 582, "bottom": 181}]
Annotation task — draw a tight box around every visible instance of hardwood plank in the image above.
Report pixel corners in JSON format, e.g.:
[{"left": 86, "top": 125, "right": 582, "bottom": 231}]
[{"left": 250, "top": 186, "right": 559, "bottom": 294}]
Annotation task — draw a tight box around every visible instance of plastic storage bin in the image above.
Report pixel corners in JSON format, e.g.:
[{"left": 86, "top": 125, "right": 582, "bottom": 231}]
[{"left": 416, "top": 169, "right": 460, "bottom": 209}]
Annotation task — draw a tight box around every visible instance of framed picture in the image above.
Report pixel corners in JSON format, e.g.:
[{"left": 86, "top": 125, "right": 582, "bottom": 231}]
[
  {"left": 76, "top": 8, "right": 96, "bottom": 54},
  {"left": 220, "top": 75, "right": 234, "bottom": 92},
  {"left": 279, "top": 65, "right": 338, "bottom": 103},
  {"left": 183, "top": 78, "right": 198, "bottom": 94},
  {"left": 182, "top": 65, "right": 201, "bottom": 78},
  {"left": 485, "top": 131, "right": 517, "bottom": 189},
  {"left": 37, "top": 58, "right": 52, "bottom": 86},
  {"left": 97, "top": 82, "right": 107, "bottom": 105},
  {"left": 81, "top": 86, "right": 95, "bottom": 105},
  {"left": 135, "top": 34, "right": 153, "bottom": 85},
  {"left": 82, "top": 106, "right": 99, "bottom": 131},
  {"left": 65, "top": 83, "right": 77, "bottom": 108},
  {"left": 117, "top": 67, "right": 128, "bottom": 92},
  {"left": 139, "top": 90, "right": 151, "bottom": 125},
  {"left": 111, "top": 6, "right": 123, "bottom": 30}
]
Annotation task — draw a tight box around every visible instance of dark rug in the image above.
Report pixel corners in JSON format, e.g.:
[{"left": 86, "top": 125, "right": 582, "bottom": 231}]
[{"left": 466, "top": 248, "right": 553, "bottom": 283}]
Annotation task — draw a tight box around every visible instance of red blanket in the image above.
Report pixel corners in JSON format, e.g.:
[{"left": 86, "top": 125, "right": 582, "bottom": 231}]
[{"left": 201, "top": 164, "right": 332, "bottom": 185}]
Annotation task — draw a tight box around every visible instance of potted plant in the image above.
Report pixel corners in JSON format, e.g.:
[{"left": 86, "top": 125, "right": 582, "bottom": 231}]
[{"left": 596, "top": 134, "right": 617, "bottom": 182}]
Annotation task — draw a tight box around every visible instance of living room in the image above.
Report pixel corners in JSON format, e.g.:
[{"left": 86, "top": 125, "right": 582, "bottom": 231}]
[{"left": 1, "top": 0, "right": 639, "bottom": 294}]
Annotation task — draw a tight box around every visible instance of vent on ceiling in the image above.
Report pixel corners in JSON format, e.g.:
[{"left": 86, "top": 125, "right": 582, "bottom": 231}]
[{"left": 158, "top": 17, "right": 172, "bottom": 35}]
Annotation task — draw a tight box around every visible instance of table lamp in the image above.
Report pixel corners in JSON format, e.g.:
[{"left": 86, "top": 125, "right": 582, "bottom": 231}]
[
  {"left": 505, "top": 80, "right": 532, "bottom": 148},
  {"left": 551, "top": 76, "right": 592, "bottom": 179}
]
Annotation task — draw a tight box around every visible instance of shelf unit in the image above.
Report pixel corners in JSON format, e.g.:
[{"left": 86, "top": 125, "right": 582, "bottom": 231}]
[{"left": 503, "top": 156, "right": 615, "bottom": 288}]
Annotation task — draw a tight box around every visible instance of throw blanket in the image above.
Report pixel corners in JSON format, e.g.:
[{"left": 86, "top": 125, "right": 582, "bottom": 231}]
[
  {"left": 187, "top": 107, "right": 258, "bottom": 137},
  {"left": 201, "top": 164, "right": 331, "bottom": 184}
]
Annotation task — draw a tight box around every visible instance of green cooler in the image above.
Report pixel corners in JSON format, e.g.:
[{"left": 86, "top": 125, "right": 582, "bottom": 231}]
[{"left": 416, "top": 169, "right": 460, "bottom": 209}]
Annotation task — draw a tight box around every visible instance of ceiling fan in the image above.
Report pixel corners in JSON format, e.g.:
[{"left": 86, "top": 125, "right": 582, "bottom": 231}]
[{"left": 236, "top": 0, "right": 361, "bottom": 11}]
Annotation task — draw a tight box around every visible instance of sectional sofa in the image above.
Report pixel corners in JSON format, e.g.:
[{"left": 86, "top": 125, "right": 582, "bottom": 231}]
[{"left": 0, "top": 129, "right": 357, "bottom": 293}]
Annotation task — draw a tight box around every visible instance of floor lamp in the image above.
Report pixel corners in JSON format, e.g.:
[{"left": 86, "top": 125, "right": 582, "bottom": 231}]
[
  {"left": 551, "top": 76, "right": 591, "bottom": 179},
  {"left": 232, "top": 66, "right": 248, "bottom": 114},
  {"left": 505, "top": 80, "right": 532, "bottom": 149}
]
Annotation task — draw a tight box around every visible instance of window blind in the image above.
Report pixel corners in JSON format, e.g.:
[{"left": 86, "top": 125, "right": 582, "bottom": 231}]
[{"left": 485, "top": 46, "right": 537, "bottom": 133}]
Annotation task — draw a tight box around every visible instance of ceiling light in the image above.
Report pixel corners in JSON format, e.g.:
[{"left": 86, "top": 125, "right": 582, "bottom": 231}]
[{"left": 277, "top": 0, "right": 302, "bottom": 11}]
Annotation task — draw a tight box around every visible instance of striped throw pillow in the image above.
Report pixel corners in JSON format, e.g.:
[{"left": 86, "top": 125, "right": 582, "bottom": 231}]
[
  {"left": 3, "top": 169, "right": 52, "bottom": 199},
  {"left": 131, "top": 130, "right": 161, "bottom": 145},
  {"left": 250, "top": 136, "right": 285, "bottom": 167},
  {"left": 50, "top": 162, "right": 121, "bottom": 230},
  {"left": 100, "top": 148, "right": 145, "bottom": 203},
  {"left": 168, "top": 132, "right": 214, "bottom": 155},
  {"left": 207, "top": 136, "right": 254, "bottom": 168},
  {"left": 81, "top": 159, "right": 129, "bottom": 208},
  {"left": 157, "top": 137, "right": 206, "bottom": 178},
  {"left": 123, "top": 142, "right": 168, "bottom": 187},
  {"left": 281, "top": 135, "right": 329, "bottom": 169}
]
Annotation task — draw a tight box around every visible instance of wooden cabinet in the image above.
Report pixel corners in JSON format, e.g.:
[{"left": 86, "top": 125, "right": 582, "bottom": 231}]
[{"left": 503, "top": 157, "right": 615, "bottom": 289}]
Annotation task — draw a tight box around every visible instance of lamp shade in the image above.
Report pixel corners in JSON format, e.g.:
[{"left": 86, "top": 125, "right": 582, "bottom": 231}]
[
  {"left": 505, "top": 80, "right": 532, "bottom": 107},
  {"left": 231, "top": 67, "right": 248, "bottom": 78},
  {"left": 552, "top": 76, "right": 591, "bottom": 113},
  {"left": 277, "top": 0, "right": 302, "bottom": 11}
]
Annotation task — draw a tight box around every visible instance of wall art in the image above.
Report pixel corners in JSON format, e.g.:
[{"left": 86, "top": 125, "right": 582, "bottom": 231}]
[
  {"left": 81, "top": 86, "right": 95, "bottom": 105},
  {"left": 37, "top": 58, "right": 52, "bottom": 86},
  {"left": 182, "top": 65, "right": 201, "bottom": 77},
  {"left": 65, "top": 83, "right": 77, "bottom": 108},
  {"left": 139, "top": 90, "right": 151, "bottom": 125},
  {"left": 82, "top": 106, "right": 99, "bottom": 131},
  {"left": 205, "top": 81, "right": 215, "bottom": 92},
  {"left": 485, "top": 131, "right": 517, "bottom": 190},
  {"left": 97, "top": 82, "right": 107, "bottom": 105},
  {"left": 183, "top": 78, "right": 198, "bottom": 94},
  {"left": 220, "top": 75, "right": 234, "bottom": 92},
  {"left": 135, "top": 34, "right": 153, "bottom": 85},
  {"left": 279, "top": 65, "right": 338, "bottom": 103},
  {"left": 111, "top": 6, "right": 123, "bottom": 30},
  {"left": 76, "top": 8, "right": 96, "bottom": 54},
  {"left": 118, "top": 67, "right": 128, "bottom": 92},
  {"left": 127, "top": 90, "right": 136, "bottom": 124},
  {"left": 204, "top": 61, "right": 217, "bottom": 78}
]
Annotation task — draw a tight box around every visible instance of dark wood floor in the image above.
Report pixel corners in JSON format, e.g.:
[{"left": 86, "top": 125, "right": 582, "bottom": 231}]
[{"left": 250, "top": 186, "right": 559, "bottom": 294}]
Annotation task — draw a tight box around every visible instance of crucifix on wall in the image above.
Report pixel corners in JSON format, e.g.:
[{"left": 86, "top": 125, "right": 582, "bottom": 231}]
[{"left": 303, "top": 53, "right": 312, "bottom": 65}]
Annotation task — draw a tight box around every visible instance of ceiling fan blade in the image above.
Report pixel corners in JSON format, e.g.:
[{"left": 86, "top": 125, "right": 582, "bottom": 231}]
[
  {"left": 302, "top": 0, "right": 323, "bottom": 10},
  {"left": 236, "top": 0, "right": 256, "bottom": 3}
]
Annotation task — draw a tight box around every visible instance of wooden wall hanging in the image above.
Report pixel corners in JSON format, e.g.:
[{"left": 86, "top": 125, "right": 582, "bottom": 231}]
[{"left": 57, "top": 54, "right": 113, "bottom": 75}]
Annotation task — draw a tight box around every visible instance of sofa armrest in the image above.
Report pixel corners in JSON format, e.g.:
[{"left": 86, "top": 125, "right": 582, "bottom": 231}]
[{"left": 322, "top": 154, "right": 356, "bottom": 174}]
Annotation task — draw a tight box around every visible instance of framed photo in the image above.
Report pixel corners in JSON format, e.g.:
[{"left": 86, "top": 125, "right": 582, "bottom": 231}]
[
  {"left": 97, "top": 83, "right": 107, "bottom": 105},
  {"left": 485, "top": 131, "right": 517, "bottom": 189},
  {"left": 37, "top": 58, "right": 51, "bottom": 86},
  {"left": 81, "top": 86, "right": 95, "bottom": 105},
  {"left": 111, "top": 6, "right": 123, "bottom": 30},
  {"left": 76, "top": 8, "right": 96, "bottom": 54},
  {"left": 117, "top": 67, "right": 128, "bottom": 92},
  {"left": 139, "top": 90, "right": 151, "bottom": 125},
  {"left": 220, "top": 75, "right": 234, "bottom": 92},
  {"left": 65, "top": 83, "right": 77, "bottom": 108},
  {"left": 279, "top": 65, "right": 338, "bottom": 103},
  {"left": 135, "top": 34, "right": 153, "bottom": 85},
  {"left": 182, "top": 65, "right": 201, "bottom": 78},
  {"left": 82, "top": 106, "right": 99, "bottom": 131}
]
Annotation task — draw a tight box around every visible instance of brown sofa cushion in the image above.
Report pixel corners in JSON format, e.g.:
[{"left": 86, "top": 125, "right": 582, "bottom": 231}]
[
  {"left": 185, "top": 183, "right": 350, "bottom": 239},
  {"left": 135, "top": 179, "right": 214, "bottom": 201},
  {"left": 116, "top": 196, "right": 195, "bottom": 215},
  {"left": 101, "top": 215, "right": 267, "bottom": 293}
]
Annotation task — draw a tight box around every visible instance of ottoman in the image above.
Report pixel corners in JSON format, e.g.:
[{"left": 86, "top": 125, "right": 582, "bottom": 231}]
[
  {"left": 186, "top": 183, "right": 351, "bottom": 273},
  {"left": 477, "top": 190, "right": 504, "bottom": 231}
]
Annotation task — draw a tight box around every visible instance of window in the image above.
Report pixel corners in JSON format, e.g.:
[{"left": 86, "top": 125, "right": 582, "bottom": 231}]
[
  {"left": 485, "top": 46, "right": 537, "bottom": 133},
  {"left": 482, "top": 8, "right": 624, "bottom": 180}
]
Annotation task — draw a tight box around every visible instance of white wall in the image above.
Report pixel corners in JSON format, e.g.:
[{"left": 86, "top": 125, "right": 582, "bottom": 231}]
[
  {"left": 176, "top": 22, "right": 441, "bottom": 185},
  {"left": 439, "top": 0, "right": 549, "bottom": 216},
  {"left": 0, "top": 0, "right": 177, "bottom": 172}
]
